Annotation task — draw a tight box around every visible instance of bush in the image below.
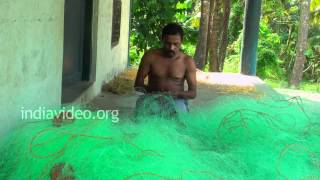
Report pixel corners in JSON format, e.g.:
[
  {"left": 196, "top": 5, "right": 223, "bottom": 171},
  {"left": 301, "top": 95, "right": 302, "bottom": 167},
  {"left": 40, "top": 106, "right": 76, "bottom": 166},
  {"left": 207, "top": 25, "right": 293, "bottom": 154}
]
[{"left": 224, "top": 21, "right": 284, "bottom": 79}]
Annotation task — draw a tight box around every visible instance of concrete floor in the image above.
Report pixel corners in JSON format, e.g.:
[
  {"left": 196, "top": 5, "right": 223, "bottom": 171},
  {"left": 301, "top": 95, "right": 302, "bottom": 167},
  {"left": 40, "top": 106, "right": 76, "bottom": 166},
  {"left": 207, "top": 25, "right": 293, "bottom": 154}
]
[
  {"left": 87, "top": 72, "right": 278, "bottom": 118},
  {"left": 62, "top": 82, "right": 93, "bottom": 104}
]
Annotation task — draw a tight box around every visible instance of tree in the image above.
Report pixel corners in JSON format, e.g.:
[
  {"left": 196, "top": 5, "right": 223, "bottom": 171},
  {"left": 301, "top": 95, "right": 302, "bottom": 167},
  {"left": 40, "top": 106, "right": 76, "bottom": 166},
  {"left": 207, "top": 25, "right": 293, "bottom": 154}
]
[
  {"left": 194, "top": 0, "right": 210, "bottom": 69},
  {"left": 195, "top": 0, "right": 231, "bottom": 71},
  {"left": 290, "top": 0, "right": 312, "bottom": 88},
  {"left": 207, "top": 0, "right": 222, "bottom": 72},
  {"left": 219, "top": 0, "right": 231, "bottom": 71}
]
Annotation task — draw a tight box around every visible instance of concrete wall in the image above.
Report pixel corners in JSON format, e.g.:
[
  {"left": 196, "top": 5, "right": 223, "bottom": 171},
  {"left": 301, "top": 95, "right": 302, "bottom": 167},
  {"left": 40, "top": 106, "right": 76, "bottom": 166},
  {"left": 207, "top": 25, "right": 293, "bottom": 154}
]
[
  {"left": 0, "top": 0, "right": 65, "bottom": 138},
  {"left": 74, "top": 0, "right": 130, "bottom": 102},
  {"left": 0, "top": 0, "right": 130, "bottom": 139}
]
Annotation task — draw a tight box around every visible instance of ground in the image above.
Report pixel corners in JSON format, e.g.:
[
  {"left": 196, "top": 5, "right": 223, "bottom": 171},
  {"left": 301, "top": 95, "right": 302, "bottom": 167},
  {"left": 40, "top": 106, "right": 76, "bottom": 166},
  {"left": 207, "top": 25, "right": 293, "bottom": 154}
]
[
  {"left": 87, "top": 70, "right": 320, "bottom": 118},
  {"left": 274, "top": 88, "right": 320, "bottom": 102}
]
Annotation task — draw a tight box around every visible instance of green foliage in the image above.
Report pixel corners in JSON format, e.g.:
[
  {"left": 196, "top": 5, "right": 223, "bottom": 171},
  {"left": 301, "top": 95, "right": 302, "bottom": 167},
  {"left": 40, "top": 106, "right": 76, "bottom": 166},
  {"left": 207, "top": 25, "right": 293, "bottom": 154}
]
[
  {"left": 130, "top": 0, "right": 197, "bottom": 64},
  {"left": 304, "top": 16, "right": 320, "bottom": 83},
  {"left": 225, "top": 0, "right": 319, "bottom": 85},
  {"left": 311, "top": 0, "right": 320, "bottom": 24},
  {"left": 257, "top": 49, "right": 282, "bottom": 79},
  {"left": 181, "top": 42, "right": 196, "bottom": 57},
  {"left": 224, "top": 22, "right": 284, "bottom": 80},
  {"left": 228, "top": 0, "right": 244, "bottom": 44},
  {"left": 265, "top": 79, "right": 320, "bottom": 92},
  {"left": 224, "top": 32, "right": 242, "bottom": 73},
  {"left": 256, "top": 22, "right": 283, "bottom": 80},
  {"left": 291, "top": 0, "right": 320, "bottom": 83},
  {"left": 130, "top": 0, "right": 320, "bottom": 87}
]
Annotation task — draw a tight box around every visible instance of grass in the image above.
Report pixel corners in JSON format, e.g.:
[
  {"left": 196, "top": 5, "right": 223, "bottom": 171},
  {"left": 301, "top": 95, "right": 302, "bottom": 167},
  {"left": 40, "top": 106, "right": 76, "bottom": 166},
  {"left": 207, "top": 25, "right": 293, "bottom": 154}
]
[{"left": 264, "top": 79, "right": 320, "bottom": 93}]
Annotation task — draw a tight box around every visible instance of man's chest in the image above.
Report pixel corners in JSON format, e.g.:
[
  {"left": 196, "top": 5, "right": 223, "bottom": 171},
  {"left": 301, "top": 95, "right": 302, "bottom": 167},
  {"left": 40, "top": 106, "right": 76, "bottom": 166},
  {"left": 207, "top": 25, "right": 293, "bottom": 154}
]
[{"left": 150, "top": 60, "right": 186, "bottom": 79}]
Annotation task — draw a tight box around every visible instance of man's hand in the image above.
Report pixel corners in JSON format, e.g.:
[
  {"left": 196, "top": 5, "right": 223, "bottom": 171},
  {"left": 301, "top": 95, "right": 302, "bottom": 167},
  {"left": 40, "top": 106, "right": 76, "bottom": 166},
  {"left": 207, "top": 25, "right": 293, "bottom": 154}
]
[
  {"left": 184, "top": 57, "right": 197, "bottom": 99},
  {"left": 134, "top": 52, "right": 152, "bottom": 93},
  {"left": 134, "top": 86, "right": 147, "bottom": 95},
  {"left": 134, "top": 86, "right": 146, "bottom": 93}
]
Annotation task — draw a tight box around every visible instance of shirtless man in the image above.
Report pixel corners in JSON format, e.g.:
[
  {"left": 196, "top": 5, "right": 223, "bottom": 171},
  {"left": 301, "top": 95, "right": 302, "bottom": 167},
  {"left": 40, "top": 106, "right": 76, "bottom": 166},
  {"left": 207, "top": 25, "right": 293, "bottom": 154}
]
[{"left": 134, "top": 23, "right": 197, "bottom": 114}]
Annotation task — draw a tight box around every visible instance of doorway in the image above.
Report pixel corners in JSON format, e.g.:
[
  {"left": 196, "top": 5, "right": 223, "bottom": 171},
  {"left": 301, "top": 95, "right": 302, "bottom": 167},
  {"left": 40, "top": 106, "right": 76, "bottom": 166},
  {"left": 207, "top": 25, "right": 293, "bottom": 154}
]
[{"left": 62, "top": 0, "right": 93, "bottom": 103}]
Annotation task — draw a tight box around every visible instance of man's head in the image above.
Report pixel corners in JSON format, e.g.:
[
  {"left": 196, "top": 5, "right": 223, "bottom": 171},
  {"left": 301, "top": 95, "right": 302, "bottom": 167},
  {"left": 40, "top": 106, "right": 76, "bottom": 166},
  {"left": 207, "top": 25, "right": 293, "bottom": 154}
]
[{"left": 161, "top": 23, "right": 184, "bottom": 58}]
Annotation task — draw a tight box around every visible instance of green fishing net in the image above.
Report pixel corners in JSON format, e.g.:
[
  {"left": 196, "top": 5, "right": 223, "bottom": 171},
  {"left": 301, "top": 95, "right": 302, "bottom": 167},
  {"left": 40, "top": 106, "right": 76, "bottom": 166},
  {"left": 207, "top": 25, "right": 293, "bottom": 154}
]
[{"left": 0, "top": 93, "right": 319, "bottom": 179}]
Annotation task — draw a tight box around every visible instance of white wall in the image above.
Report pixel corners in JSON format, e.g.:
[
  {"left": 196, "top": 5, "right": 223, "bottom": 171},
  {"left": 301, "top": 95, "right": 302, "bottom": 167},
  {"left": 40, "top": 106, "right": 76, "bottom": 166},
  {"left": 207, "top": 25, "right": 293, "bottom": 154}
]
[
  {"left": 75, "top": 0, "right": 130, "bottom": 102},
  {"left": 0, "top": 0, "right": 65, "bottom": 138},
  {"left": 0, "top": 0, "right": 131, "bottom": 140}
]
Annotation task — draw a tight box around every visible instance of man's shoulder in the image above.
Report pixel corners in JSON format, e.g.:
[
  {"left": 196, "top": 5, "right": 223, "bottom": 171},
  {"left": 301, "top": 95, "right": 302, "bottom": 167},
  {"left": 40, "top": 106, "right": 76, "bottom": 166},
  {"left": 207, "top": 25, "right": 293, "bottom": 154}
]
[
  {"left": 141, "top": 49, "right": 161, "bottom": 62},
  {"left": 180, "top": 53, "right": 196, "bottom": 72},
  {"left": 144, "top": 48, "right": 161, "bottom": 57},
  {"left": 181, "top": 53, "right": 196, "bottom": 65}
]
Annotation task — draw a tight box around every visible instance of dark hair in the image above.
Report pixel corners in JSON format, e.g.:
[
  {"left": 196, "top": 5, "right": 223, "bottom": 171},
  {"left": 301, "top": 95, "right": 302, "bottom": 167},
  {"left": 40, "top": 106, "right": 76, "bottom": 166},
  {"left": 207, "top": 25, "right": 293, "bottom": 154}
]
[{"left": 162, "top": 23, "right": 184, "bottom": 40}]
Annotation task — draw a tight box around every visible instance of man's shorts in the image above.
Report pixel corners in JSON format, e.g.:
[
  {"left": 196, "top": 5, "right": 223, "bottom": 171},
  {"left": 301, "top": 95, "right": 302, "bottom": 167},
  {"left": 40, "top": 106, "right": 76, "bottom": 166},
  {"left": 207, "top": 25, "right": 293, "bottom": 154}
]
[{"left": 135, "top": 93, "right": 189, "bottom": 117}]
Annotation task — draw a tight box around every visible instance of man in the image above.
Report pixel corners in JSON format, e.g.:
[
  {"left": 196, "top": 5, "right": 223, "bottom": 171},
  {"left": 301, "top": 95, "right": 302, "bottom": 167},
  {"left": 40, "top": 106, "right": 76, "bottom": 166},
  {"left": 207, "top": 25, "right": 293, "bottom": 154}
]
[{"left": 134, "top": 23, "right": 197, "bottom": 115}]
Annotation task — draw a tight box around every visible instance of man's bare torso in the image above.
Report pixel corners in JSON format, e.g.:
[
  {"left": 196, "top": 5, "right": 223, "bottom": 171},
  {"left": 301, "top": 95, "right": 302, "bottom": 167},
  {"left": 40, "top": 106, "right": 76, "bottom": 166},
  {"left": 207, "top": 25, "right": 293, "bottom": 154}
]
[
  {"left": 134, "top": 25, "right": 196, "bottom": 101},
  {"left": 146, "top": 49, "right": 187, "bottom": 93}
]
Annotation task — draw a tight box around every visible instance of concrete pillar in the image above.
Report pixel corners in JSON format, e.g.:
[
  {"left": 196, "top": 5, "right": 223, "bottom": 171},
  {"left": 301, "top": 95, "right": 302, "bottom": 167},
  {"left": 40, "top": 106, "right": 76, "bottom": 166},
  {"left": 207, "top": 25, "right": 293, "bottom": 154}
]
[{"left": 240, "top": 0, "right": 262, "bottom": 76}]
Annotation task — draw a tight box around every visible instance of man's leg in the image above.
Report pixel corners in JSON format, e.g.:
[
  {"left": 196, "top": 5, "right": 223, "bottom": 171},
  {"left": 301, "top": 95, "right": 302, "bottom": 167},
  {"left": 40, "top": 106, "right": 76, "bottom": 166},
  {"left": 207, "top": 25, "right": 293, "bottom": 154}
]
[{"left": 174, "top": 99, "right": 189, "bottom": 112}]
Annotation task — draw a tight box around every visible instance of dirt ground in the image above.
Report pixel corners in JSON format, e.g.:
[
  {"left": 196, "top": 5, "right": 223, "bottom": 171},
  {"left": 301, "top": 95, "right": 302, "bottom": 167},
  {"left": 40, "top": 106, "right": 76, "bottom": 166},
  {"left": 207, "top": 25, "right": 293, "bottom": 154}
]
[
  {"left": 274, "top": 88, "right": 320, "bottom": 102},
  {"left": 88, "top": 72, "right": 297, "bottom": 117},
  {"left": 88, "top": 70, "right": 320, "bottom": 119}
]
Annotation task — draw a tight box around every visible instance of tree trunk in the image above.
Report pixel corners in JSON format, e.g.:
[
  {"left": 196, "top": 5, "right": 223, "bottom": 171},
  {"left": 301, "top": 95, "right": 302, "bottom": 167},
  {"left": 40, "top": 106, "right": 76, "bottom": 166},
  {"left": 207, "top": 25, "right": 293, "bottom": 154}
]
[
  {"left": 194, "top": 0, "right": 211, "bottom": 70},
  {"left": 281, "top": 24, "right": 293, "bottom": 60},
  {"left": 289, "top": 0, "right": 311, "bottom": 88},
  {"left": 207, "top": 0, "right": 222, "bottom": 72},
  {"left": 219, "top": 0, "right": 231, "bottom": 71},
  {"left": 282, "top": 25, "right": 294, "bottom": 75}
]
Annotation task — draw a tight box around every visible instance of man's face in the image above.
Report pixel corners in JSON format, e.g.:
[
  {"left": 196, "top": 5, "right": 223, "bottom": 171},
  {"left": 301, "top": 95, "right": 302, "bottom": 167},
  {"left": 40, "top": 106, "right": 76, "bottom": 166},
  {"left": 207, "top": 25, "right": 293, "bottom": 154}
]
[{"left": 162, "top": 34, "right": 182, "bottom": 58}]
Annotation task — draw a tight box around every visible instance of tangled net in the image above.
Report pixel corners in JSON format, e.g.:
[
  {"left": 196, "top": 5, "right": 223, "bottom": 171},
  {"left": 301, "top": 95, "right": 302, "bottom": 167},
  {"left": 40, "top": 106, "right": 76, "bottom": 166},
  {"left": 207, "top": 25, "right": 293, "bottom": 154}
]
[{"left": 0, "top": 94, "right": 320, "bottom": 179}]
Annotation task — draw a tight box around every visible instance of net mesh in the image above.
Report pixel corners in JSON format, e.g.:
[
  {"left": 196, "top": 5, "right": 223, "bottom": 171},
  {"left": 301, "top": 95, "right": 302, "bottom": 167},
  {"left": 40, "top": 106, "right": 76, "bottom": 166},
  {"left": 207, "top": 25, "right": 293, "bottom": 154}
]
[{"left": 0, "top": 94, "right": 320, "bottom": 179}]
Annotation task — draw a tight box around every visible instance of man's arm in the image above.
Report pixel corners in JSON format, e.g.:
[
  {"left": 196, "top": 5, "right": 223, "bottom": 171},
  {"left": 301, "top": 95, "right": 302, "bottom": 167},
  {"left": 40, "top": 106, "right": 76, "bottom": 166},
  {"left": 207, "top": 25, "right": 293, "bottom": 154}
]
[
  {"left": 174, "top": 58, "right": 197, "bottom": 99},
  {"left": 134, "top": 53, "right": 151, "bottom": 93}
]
